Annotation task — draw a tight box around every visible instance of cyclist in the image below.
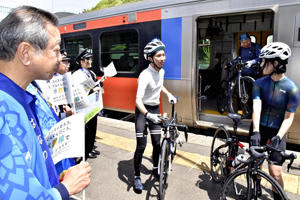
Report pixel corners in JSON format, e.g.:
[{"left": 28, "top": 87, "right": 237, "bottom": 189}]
[
  {"left": 230, "top": 33, "right": 262, "bottom": 78},
  {"left": 250, "top": 42, "right": 300, "bottom": 199},
  {"left": 133, "top": 38, "right": 177, "bottom": 194}
]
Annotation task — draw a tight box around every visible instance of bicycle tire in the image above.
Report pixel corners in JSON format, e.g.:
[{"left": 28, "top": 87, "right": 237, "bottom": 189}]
[
  {"left": 221, "top": 168, "right": 288, "bottom": 200},
  {"left": 210, "top": 126, "right": 230, "bottom": 183},
  {"left": 229, "top": 76, "right": 254, "bottom": 118},
  {"left": 239, "top": 76, "right": 254, "bottom": 119},
  {"left": 159, "top": 139, "right": 170, "bottom": 200}
]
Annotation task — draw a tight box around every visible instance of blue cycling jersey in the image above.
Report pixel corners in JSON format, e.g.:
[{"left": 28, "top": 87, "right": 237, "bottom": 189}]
[{"left": 253, "top": 75, "right": 300, "bottom": 129}]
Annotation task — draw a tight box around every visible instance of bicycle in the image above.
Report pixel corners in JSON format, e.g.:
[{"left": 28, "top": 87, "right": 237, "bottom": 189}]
[
  {"left": 221, "top": 144, "right": 297, "bottom": 200},
  {"left": 210, "top": 113, "right": 249, "bottom": 183},
  {"left": 158, "top": 101, "right": 188, "bottom": 200},
  {"left": 217, "top": 57, "right": 255, "bottom": 119}
]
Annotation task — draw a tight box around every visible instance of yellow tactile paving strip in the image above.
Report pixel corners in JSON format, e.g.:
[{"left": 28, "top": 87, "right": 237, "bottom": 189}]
[{"left": 96, "top": 130, "right": 300, "bottom": 195}]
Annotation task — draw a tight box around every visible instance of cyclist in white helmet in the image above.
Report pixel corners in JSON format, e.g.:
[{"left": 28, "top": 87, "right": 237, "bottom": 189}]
[
  {"left": 250, "top": 42, "right": 300, "bottom": 199},
  {"left": 133, "top": 38, "right": 177, "bottom": 194}
]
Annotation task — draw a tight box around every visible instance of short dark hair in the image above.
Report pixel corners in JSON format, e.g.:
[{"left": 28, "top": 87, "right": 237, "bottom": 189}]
[{"left": 0, "top": 6, "right": 58, "bottom": 60}]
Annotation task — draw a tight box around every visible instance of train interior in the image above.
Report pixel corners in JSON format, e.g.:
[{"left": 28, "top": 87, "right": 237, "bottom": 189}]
[{"left": 196, "top": 11, "right": 274, "bottom": 119}]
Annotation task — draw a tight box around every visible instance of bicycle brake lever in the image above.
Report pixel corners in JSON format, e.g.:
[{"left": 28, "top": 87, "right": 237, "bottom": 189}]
[{"left": 287, "top": 153, "right": 297, "bottom": 172}]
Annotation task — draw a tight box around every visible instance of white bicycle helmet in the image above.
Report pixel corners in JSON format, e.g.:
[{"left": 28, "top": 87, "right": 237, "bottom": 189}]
[
  {"left": 143, "top": 38, "right": 165, "bottom": 60},
  {"left": 259, "top": 42, "right": 291, "bottom": 60}
]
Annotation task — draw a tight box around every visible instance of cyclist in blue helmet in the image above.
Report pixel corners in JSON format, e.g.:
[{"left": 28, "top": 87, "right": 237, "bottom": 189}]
[
  {"left": 250, "top": 42, "right": 300, "bottom": 199},
  {"left": 133, "top": 38, "right": 177, "bottom": 194}
]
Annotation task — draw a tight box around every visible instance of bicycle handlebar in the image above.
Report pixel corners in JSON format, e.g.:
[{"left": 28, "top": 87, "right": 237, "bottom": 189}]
[{"left": 250, "top": 145, "right": 297, "bottom": 172}]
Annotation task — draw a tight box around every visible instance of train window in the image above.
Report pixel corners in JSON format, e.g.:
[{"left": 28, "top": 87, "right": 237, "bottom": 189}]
[
  {"left": 100, "top": 29, "right": 138, "bottom": 73},
  {"left": 63, "top": 36, "right": 92, "bottom": 71},
  {"left": 198, "top": 39, "right": 211, "bottom": 70}
]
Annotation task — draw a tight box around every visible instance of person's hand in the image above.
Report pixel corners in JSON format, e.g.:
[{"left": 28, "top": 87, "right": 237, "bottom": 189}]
[
  {"left": 101, "top": 76, "right": 107, "bottom": 82},
  {"left": 145, "top": 112, "right": 161, "bottom": 124},
  {"left": 246, "top": 59, "right": 256, "bottom": 68},
  {"left": 271, "top": 135, "right": 281, "bottom": 149},
  {"left": 63, "top": 105, "right": 74, "bottom": 117},
  {"left": 93, "top": 86, "right": 101, "bottom": 92},
  {"left": 61, "top": 162, "right": 92, "bottom": 195},
  {"left": 167, "top": 93, "right": 177, "bottom": 104},
  {"left": 250, "top": 131, "right": 261, "bottom": 146}
]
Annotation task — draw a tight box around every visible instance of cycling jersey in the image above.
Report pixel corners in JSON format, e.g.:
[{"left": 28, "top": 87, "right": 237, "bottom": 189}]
[
  {"left": 253, "top": 75, "right": 300, "bottom": 129},
  {"left": 136, "top": 65, "right": 165, "bottom": 106}
]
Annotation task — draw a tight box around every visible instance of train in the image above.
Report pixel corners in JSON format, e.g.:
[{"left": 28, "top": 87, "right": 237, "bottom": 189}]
[{"left": 59, "top": 0, "right": 300, "bottom": 145}]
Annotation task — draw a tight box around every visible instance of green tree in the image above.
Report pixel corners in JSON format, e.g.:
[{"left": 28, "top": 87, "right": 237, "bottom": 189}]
[{"left": 84, "top": 0, "right": 142, "bottom": 12}]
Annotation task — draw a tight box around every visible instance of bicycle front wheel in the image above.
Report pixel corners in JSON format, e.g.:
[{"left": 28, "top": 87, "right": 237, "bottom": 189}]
[
  {"left": 159, "top": 139, "right": 170, "bottom": 200},
  {"left": 239, "top": 76, "right": 254, "bottom": 119},
  {"left": 210, "top": 126, "right": 230, "bottom": 183},
  {"left": 221, "top": 168, "right": 288, "bottom": 200}
]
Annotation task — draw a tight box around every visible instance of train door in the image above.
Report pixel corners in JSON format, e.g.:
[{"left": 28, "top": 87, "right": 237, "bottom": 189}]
[{"left": 196, "top": 11, "right": 274, "bottom": 125}]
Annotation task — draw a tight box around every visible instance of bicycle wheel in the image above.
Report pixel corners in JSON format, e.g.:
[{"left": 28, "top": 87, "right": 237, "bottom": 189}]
[
  {"left": 229, "top": 76, "right": 254, "bottom": 118},
  {"left": 159, "top": 139, "right": 170, "bottom": 200},
  {"left": 221, "top": 168, "right": 288, "bottom": 200},
  {"left": 239, "top": 76, "right": 254, "bottom": 119},
  {"left": 210, "top": 126, "right": 230, "bottom": 183}
]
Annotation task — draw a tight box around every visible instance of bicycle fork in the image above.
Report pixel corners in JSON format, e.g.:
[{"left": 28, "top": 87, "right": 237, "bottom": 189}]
[{"left": 158, "top": 141, "right": 173, "bottom": 176}]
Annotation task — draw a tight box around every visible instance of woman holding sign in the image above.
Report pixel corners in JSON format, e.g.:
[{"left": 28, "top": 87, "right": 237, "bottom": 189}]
[{"left": 73, "top": 49, "right": 104, "bottom": 159}]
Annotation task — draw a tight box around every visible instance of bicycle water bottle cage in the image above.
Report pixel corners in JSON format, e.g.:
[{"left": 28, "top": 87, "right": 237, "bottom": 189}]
[{"left": 227, "top": 113, "right": 242, "bottom": 125}]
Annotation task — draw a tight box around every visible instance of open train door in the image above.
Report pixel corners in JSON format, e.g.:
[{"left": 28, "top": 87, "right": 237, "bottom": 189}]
[{"left": 196, "top": 11, "right": 274, "bottom": 131}]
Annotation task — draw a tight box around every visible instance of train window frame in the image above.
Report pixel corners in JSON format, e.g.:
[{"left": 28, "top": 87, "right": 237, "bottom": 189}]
[
  {"left": 99, "top": 29, "right": 139, "bottom": 74},
  {"left": 62, "top": 34, "right": 93, "bottom": 72}
]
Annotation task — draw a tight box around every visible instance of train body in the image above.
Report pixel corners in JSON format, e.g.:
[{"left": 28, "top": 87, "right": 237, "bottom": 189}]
[{"left": 59, "top": 0, "right": 300, "bottom": 145}]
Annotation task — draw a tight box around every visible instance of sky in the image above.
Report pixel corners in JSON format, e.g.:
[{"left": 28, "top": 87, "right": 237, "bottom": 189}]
[{"left": 0, "top": 0, "right": 101, "bottom": 14}]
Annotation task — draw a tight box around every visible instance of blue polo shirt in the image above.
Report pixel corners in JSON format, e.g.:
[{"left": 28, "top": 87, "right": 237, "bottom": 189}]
[{"left": 0, "top": 73, "right": 68, "bottom": 200}]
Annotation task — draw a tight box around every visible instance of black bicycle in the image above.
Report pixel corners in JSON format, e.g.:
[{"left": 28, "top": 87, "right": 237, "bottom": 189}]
[
  {"left": 210, "top": 113, "right": 249, "bottom": 183},
  {"left": 217, "top": 57, "right": 255, "bottom": 119},
  {"left": 158, "top": 101, "right": 188, "bottom": 200},
  {"left": 221, "top": 145, "right": 296, "bottom": 200}
]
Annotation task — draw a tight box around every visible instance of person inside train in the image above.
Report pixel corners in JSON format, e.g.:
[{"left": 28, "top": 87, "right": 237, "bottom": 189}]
[
  {"left": 133, "top": 38, "right": 177, "bottom": 194},
  {"left": 119, "top": 47, "right": 135, "bottom": 71},
  {"left": 0, "top": 6, "right": 91, "bottom": 199},
  {"left": 73, "top": 48, "right": 103, "bottom": 159},
  {"left": 230, "top": 32, "right": 262, "bottom": 78},
  {"left": 250, "top": 42, "right": 300, "bottom": 199}
]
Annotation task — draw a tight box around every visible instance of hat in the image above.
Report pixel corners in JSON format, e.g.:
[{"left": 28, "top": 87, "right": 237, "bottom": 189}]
[
  {"left": 240, "top": 33, "right": 250, "bottom": 41},
  {"left": 60, "top": 49, "right": 70, "bottom": 61},
  {"left": 75, "top": 48, "right": 92, "bottom": 63}
]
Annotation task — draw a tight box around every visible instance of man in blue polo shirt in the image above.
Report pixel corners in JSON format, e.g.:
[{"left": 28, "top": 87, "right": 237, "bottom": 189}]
[
  {"left": 0, "top": 6, "right": 91, "bottom": 200},
  {"left": 231, "top": 33, "right": 262, "bottom": 78}
]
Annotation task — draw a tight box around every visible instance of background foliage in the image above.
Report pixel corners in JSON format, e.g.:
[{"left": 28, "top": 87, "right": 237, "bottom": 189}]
[{"left": 84, "top": 0, "right": 142, "bottom": 12}]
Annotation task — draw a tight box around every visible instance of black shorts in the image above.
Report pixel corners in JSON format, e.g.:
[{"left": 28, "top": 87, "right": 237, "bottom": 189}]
[
  {"left": 135, "top": 105, "right": 161, "bottom": 137},
  {"left": 249, "top": 124, "right": 286, "bottom": 166}
]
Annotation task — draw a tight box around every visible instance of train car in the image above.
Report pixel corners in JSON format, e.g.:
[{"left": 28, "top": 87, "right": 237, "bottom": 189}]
[{"left": 59, "top": 0, "right": 300, "bottom": 145}]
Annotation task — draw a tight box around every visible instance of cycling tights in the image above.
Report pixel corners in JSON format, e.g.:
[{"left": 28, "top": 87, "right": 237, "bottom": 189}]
[{"left": 134, "top": 105, "right": 161, "bottom": 176}]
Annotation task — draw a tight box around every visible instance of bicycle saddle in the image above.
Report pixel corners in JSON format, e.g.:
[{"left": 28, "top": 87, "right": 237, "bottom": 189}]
[{"left": 227, "top": 113, "right": 242, "bottom": 124}]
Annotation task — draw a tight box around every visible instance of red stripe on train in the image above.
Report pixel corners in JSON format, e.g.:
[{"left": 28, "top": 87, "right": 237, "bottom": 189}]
[
  {"left": 59, "top": 9, "right": 161, "bottom": 34},
  {"left": 100, "top": 76, "right": 163, "bottom": 113},
  {"left": 101, "top": 77, "right": 137, "bottom": 112}
]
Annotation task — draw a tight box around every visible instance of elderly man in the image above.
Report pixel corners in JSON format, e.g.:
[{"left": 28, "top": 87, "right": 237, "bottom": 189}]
[{"left": 0, "top": 6, "right": 91, "bottom": 200}]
